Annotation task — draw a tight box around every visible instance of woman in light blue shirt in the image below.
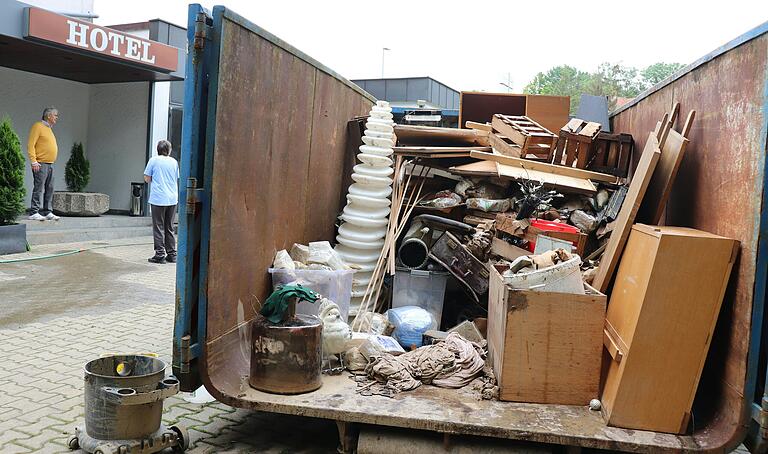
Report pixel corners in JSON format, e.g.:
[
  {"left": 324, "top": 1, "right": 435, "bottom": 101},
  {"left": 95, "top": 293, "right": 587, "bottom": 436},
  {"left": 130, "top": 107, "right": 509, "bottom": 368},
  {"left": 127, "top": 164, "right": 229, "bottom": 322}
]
[{"left": 144, "top": 140, "right": 179, "bottom": 264}]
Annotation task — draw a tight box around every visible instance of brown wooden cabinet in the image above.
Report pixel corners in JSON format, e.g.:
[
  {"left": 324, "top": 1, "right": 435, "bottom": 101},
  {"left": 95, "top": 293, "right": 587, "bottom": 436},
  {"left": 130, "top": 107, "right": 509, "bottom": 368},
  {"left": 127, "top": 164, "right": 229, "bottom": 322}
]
[
  {"left": 459, "top": 92, "right": 570, "bottom": 135},
  {"left": 601, "top": 224, "right": 739, "bottom": 433}
]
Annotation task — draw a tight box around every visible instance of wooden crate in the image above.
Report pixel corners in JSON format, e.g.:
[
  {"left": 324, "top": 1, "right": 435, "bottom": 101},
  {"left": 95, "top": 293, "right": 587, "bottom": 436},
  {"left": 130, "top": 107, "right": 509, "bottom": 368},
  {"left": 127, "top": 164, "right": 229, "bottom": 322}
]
[
  {"left": 601, "top": 224, "right": 739, "bottom": 433},
  {"left": 589, "top": 132, "right": 633, "bottom": 177},
  {"left": 488, "top": 266, "right": 606, "bottom": 405},
  {"left": 551, "top": 118, "right": 602, "bottom": 169},
  {"left": 491, "top": 115, "right": 557, "bottom": 160}
]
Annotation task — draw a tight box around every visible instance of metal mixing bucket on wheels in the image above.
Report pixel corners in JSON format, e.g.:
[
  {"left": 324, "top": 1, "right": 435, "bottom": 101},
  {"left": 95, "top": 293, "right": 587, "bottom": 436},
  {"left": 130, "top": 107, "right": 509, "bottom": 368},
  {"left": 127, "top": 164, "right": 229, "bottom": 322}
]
[{"left": 68, "top": 355, "right": 189, "bottom": 454}]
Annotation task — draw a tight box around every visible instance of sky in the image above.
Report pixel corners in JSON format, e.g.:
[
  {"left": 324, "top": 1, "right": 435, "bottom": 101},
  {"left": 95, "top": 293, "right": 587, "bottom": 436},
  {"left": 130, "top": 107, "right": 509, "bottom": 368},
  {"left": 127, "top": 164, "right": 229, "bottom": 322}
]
[{"left": 92, "top": 0, "right": 768, "bottom": 92}]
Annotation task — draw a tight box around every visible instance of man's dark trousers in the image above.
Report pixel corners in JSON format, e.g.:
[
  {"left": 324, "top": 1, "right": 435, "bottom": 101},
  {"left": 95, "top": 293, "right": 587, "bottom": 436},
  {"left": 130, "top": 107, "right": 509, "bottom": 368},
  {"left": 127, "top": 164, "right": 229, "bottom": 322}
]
[
  {"left": 151, "top": 204, "right": 176, "bottom": 258},
  {"left": 30, "top": 163, "right": 54, "bottom": 215}
]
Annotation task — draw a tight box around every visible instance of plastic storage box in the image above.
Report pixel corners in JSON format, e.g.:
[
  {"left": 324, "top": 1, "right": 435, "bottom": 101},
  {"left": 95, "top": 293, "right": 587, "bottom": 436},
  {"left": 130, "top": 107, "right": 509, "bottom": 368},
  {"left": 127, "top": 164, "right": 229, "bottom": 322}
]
[
  {"left": 268, "top": 268, "right": 354, "bottom": 320},
  {"left": 392, "top": 267, "right": 449, "bottom": 326}
]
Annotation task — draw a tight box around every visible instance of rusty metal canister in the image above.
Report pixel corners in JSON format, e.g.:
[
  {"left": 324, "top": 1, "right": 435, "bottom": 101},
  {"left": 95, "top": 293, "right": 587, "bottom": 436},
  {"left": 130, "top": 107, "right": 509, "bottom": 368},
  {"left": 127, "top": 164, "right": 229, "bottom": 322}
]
[
  {"left": 83, "top": 355, "right": 179, "bottom": 440},
  {"left": 249, "top": 314, "right": 323, "bottom": 394}
]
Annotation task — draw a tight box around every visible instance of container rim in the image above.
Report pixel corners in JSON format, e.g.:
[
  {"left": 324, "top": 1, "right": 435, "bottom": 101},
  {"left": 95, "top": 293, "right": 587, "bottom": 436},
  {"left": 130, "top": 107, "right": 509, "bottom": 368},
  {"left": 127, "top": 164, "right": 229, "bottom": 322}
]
[{"left": 83, "top": 354, "right": 167, "bottom": 379}]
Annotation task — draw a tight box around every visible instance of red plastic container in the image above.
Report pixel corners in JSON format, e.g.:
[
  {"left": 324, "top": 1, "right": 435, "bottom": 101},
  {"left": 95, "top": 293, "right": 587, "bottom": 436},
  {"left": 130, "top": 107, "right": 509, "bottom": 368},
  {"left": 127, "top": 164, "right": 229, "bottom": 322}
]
[{"left": 527, "top": 219, "right": 580, "bottom": 252}]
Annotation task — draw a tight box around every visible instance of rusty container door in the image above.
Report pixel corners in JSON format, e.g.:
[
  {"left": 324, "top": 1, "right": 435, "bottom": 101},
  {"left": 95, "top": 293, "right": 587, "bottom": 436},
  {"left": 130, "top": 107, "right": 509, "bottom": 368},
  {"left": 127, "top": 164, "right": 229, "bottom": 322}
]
[
  {"left": 172, "top": 4, "right": 374, "bottom": 395},
  {"left": 611, "top": 22, "right": 768, "bottom": 452}
]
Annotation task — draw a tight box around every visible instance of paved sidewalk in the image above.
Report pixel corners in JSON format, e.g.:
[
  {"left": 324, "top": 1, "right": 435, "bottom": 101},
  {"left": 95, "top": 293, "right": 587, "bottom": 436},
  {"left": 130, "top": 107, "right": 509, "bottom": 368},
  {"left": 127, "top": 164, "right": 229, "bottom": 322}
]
[{"left": 0, "top": 238, "right": 338, "bottom": 453}]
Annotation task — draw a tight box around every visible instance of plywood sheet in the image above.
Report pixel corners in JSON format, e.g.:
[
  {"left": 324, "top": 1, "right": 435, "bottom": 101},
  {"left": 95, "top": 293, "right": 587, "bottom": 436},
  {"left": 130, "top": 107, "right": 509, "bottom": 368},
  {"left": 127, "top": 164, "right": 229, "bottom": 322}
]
[
  {"left": 470, "top": 151, "right": 619, "bottom": 184},
  {"left": 592, "top": 132, "right": 662, "bottom": 292},
  {"left": 449, "top": 160, "right": 499, "bottom": 177},
  {"left": 636, "top": 114, "right": 693, "bottom": 225},
  {"left": 497, "top": 163, "right": 597, "bottom": 194},
  {"left": 525, "top": 94, "right": 571, "bottom": 134},
  {"left": 459, "top": 91, "right": 526, "bottom": 127}
]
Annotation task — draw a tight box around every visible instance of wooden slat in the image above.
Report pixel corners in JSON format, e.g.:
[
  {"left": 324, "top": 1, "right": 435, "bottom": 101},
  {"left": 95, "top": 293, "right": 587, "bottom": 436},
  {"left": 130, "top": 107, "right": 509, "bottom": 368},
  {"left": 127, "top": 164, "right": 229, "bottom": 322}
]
[
  {"left": 470, "top": 151, "right": 620, "bottom": 183},
  {"left": 449, "top": 160, "right": 499, "bottom": 177},
  {"left": 497, "top": 163, "right": 597, "bottom": 194},
  {"left": 393, "top": 146, "right": 491, "bottom": 154},
  {"left": 465, "top": 121, "right": 492, "bottom": 131},
  {"left": 636, "top": 110, "right": 696, "bottom": 225},
  {"left": 592, "top": 130, "right": 665, "bottom": 292},
  {"left": 394, "top": 124, "right": 489, "bottom": 147},
  {"left": 488, "top": 133, "right": 522, "bottom": 157}
]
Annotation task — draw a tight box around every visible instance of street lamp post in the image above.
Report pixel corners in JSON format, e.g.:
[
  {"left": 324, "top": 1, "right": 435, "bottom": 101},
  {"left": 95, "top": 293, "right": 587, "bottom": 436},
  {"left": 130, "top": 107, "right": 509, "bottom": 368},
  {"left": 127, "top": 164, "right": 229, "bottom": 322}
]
[{"left": 381, "top": 47, "right": 390, "bottom": 78}]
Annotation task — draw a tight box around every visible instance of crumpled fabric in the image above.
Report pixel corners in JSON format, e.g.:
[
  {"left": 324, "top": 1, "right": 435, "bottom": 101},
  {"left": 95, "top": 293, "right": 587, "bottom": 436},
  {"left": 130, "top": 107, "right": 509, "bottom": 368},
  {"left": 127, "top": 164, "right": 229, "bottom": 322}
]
[{"left": 363, "top": 332, "right": 486, "bottom": 393}]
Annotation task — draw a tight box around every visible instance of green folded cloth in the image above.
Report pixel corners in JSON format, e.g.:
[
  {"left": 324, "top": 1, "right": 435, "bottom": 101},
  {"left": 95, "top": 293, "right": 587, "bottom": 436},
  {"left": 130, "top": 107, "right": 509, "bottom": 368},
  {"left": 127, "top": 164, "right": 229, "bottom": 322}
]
[{"left": 260, "top": 284, "right": 320, "bottom": 324}]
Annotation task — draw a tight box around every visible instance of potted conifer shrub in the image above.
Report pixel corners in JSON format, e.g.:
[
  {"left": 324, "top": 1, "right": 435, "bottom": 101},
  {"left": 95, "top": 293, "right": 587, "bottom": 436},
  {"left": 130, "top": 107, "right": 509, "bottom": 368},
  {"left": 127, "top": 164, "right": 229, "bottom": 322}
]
[
  {"left": 0, "top": 116, "right": 28, "bottom": 254},
  {"left": 53, "top": 142, "right": 109, "bottom": 216}
]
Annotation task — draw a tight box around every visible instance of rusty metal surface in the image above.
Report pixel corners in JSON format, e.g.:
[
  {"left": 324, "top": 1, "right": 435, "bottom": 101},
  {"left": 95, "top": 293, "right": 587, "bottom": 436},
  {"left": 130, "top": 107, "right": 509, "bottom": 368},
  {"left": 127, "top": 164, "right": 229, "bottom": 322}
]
[
  {"left": 249, "top": 315, "right": 323, "bottom": 394},
  {"left": 612, "top": 34, "right": 768, "bottom": 450}
]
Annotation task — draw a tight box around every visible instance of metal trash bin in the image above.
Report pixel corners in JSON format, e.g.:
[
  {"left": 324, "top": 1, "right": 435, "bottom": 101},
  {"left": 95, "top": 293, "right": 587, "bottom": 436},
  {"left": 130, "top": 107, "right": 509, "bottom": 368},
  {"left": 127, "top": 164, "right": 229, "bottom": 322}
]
[{"left": 130, "top": 182, "right": 146, "bottom": 216}]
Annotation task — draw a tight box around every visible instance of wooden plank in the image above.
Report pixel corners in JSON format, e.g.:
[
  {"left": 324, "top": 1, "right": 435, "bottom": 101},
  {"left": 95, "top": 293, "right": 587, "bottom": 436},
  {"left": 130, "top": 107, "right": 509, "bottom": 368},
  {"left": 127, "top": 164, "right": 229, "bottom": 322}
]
[
  {"left": 393, "top": 146, "right": 491, "bottom": 154},
  {"left": 449, "top": 160, "right": 499, "bottom": 177},
  {"left": 591, "top": 131, "right": 664, "bottom": 292},
  {"left": 636, "top": 111, "right": 695, "bottom": 225},
  {"left": 488, "top": 133, "right": 522, "bottom": 157},
  {"left": 497, "top": 163, "right": 597, "bottom": 195},
  {"left": 470, "top": 151, "right": 620, "bottom": 183},
  {"left": 465, "top": 121, "right": 492, "bottom": 131},
  {"left": 394, "top": 124, "right": 489, "bottom": 147}
]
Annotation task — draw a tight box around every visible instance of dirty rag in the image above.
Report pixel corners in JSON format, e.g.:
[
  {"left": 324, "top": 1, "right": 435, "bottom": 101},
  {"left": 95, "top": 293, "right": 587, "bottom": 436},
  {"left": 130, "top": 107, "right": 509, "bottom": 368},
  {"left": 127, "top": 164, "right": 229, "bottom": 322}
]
[
  {"left": 363, "top": 332, "right": 486, "bottom": 393},
  {"left": 260, "top": 284, "right": 320, "bottom": 324}
]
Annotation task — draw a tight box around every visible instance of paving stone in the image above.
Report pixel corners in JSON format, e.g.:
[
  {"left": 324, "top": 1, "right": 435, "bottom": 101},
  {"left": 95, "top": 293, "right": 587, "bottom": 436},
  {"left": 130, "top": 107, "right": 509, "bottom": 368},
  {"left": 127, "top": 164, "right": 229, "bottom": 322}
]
[
  {"left": 0, "top": 442, "right": 33, "bottom": 453},
  {"left": 15, "top": 429, "right": 66, "bottom": 450}
]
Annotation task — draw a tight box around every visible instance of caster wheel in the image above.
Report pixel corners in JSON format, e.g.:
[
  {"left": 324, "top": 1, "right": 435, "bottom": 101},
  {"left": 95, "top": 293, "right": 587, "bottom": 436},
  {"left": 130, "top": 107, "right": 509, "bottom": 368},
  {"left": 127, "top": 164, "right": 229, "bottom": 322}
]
[
  {"left": 67, "top": 435, "right": 79, "bottom": 450},
  {"left": 170, "top": 424, "right": 190, "bottom": 452},
  {"left": 93, "top": 449, "right": 106, "bottom": 454}
]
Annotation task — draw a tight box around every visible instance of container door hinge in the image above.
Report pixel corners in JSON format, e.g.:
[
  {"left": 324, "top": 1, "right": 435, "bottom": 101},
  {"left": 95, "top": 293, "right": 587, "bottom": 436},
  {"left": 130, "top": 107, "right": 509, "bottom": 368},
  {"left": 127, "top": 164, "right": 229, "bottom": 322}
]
[
  {"left": 193, "top": 12, "right": 211, "bottom": 51},
  {"left": 186, "top": 178, "right": 204, "bottom": 215}
]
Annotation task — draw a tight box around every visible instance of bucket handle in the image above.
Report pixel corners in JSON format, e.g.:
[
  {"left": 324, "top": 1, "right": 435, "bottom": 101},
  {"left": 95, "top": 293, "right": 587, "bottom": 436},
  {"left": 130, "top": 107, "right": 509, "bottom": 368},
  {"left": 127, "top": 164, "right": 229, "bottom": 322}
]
[{"left": 101, "top": 376, "right": 180, "bottom": 405}]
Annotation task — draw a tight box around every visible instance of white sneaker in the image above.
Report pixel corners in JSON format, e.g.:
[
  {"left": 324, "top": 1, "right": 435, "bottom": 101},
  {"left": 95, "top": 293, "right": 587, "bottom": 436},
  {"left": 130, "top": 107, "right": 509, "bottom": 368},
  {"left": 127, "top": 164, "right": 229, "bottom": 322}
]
[
  {"left": 45, "top": 213, "right": 60, "bottom": 221},
  {"left": 28, "top": 213, "right": 45, "bottom": 221}
]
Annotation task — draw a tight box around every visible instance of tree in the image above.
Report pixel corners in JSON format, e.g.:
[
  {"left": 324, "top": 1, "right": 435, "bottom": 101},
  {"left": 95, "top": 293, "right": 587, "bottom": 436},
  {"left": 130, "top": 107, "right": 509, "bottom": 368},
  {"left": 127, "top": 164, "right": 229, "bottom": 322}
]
[
  {"left": 640, "top": 62, "right": 685, "bottom": 89},
  {"left": 0, "top": 117, "right": 26, "bottom": 225},
  {"left": 524, "top": 65, "right": 591, "bottom": 114},
  {"left": 524, "top": 61, "right": 684, "bottom": 113},
  {"left": 65, "top": 142, "right": 90, "bottom": 192}
]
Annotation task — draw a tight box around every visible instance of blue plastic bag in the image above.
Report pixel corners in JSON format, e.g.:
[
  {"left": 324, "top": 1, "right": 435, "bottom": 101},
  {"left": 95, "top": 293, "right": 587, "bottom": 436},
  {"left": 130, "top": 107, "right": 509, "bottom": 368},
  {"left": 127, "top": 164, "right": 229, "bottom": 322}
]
[{"left": 388, "top": 306, "right": 436, "bottom": 349}]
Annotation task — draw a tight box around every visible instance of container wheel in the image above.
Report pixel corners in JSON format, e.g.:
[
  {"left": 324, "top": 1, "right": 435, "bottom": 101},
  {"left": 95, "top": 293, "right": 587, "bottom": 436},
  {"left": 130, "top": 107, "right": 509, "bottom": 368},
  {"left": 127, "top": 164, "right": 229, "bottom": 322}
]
[
  {"left": 67, "top": 435, "right": 79, "bottom": 450},
  {"left": 170, "top": 424, "right": 190, "bottom": 452}
]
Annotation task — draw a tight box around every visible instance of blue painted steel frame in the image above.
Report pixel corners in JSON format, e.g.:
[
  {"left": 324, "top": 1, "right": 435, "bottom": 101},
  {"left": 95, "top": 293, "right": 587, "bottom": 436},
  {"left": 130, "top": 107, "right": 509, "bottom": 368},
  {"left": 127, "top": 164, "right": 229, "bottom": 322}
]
[{"left": 172, "top": 3, "right": 218, "bottom": 386}]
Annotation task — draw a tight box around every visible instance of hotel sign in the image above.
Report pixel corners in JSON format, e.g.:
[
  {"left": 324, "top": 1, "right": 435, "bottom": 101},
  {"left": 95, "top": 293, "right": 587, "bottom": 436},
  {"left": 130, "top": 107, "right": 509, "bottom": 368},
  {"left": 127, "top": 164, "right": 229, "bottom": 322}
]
[{"left": 24, "top": 7, "right": 179, "bottom": 72}]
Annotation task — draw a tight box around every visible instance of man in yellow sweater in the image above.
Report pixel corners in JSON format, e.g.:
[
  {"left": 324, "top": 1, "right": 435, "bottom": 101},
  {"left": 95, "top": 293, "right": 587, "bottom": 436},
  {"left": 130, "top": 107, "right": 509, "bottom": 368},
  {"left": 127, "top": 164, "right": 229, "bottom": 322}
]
[{"left": 27, "top": 107, "right": 60, "bottom": 221}]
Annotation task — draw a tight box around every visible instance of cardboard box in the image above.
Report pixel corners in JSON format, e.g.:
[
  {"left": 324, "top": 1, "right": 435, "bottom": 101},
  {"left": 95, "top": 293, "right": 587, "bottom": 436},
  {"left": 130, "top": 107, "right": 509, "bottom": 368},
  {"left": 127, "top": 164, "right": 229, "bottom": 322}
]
[
  {"left": 488, "top": 266, "right": 606, "bottom": 405},
  {"left": 601, "top": 224, "right": 739, "bottom": 433}
]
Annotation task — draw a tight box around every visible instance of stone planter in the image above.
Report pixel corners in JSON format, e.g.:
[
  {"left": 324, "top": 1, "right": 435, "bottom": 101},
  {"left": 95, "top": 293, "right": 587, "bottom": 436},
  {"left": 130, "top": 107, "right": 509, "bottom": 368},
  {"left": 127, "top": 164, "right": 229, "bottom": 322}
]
[
  {"left": 53, "top": 192, "right": 109, "bottom": 217},
  {"left": 0, "top": 223, "right": 27, "bottom": 255}
]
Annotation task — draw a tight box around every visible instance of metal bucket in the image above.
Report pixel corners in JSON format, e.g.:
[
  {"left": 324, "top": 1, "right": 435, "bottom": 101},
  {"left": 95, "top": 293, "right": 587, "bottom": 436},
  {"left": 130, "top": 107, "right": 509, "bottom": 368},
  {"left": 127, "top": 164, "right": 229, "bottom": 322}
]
[
  {"left": 249, "top": 314, "right": 323, "bottom": 394},
  {"left": 84, "top": 355, "right": 179, "bottom": 440}
]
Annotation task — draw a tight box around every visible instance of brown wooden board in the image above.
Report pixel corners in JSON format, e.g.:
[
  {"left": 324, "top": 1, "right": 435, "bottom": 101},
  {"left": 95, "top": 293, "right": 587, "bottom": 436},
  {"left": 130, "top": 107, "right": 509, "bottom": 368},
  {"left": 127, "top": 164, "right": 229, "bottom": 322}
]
[
  {"left": 459, "top": 91, "right": 526, "bottom": 127},
  {"left": 636, "top": 112, "right": 695, "bottom": 225},
  {"left": 449, "top": 160, "right": 499, "bottom": 177},
  {"left": 524, "top": 94, "right": 571, "bottom": 134},
  {"left": 393, "top": 146, "right": 490, "bottom": 155},
  {"left": 489, "top": 267, "right": 605, "bottom": 405},
  {"left": 497, "top": 163, "right": 597, "bottom": 195},
  {"left": 591, "top": 131, "right": 663, "bottom": 292},
  {"left": 470, "top": 151, "right": 620, "bottom": 184},
  {"left": 489, "top": 133, "right": 522, "bottom": 157},
  {"left": 394, "top": 124, "right": 489, "bottom": 147}
]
